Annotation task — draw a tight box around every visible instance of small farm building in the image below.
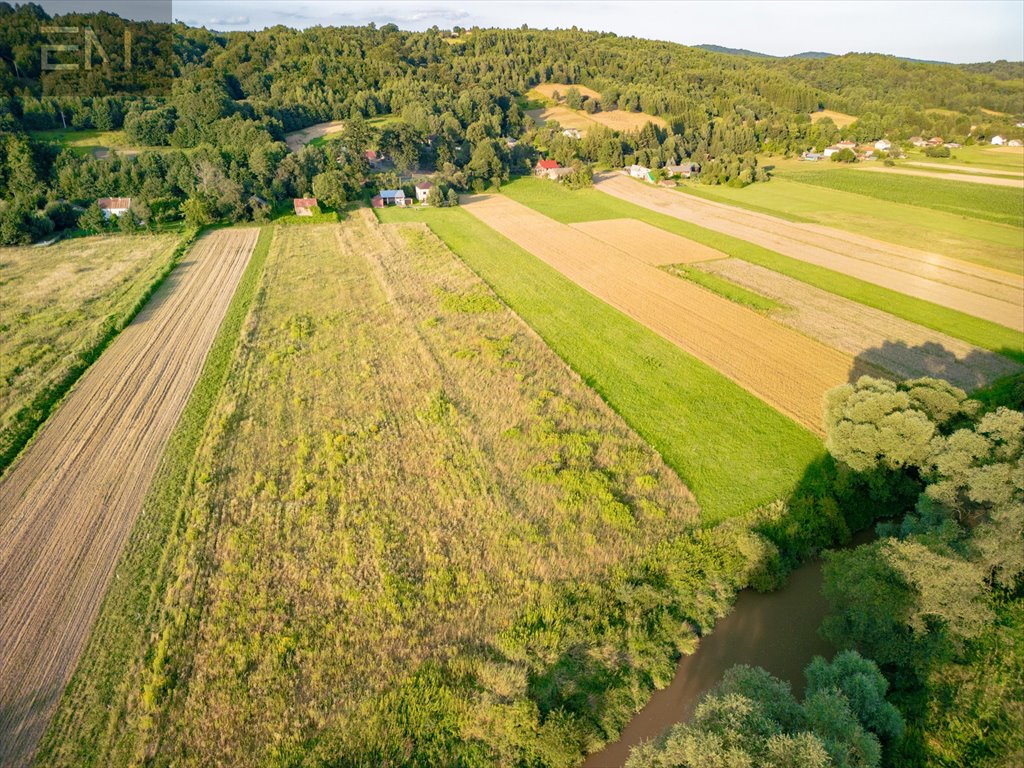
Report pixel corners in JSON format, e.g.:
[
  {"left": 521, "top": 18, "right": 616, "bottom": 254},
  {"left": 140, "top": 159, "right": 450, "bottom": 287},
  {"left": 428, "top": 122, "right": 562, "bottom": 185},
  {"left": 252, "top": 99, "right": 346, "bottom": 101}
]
[
  {"left": 97, "top": 197, "right": 131, "bottom": 218},
  {"left": 909, "top": 136, "right": 928, "bottom": 147},
  {"left": 1009, "top": 139, "right": 1023, "bottom": 147},
  {"left": 293, "top": 198, "right": 318, "bottom": 216},
  {"left": 874, "top": 139, "right": 892, "bottom": 151},
  {"left": 627, "top": 164, "right": 651, "bottom": 180},
  {"left": 823, "top": 147, "right": 839, "bottom": 157},
  {"left": 990, "top": 135, "right": 1006, "bottom": 146},
  {"left": 535, "top": 159, "right": 560, "bottom": 176},
  {"left": 372, "top": 189, "right": 411, "bottom": 208},
  {"left": 927, "top": 137, "right": 944, "bottom": 146},
  {"left": 415, "top": 181, "right": 435, "bottom": 202},
  {"left": 665, "top": 161, "right": 700, "bottom": 177},
  {"left": 802, "top": 152, "right": 822, "bottom": 161},
  {"left": 836, "top": 140, "right": 857, "bottom": 150}
]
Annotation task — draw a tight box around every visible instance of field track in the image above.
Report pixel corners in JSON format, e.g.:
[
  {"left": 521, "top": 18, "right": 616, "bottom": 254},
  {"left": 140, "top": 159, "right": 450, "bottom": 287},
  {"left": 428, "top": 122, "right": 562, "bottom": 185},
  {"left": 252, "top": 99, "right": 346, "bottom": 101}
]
[
  {"left": 902, "top": 161, "right": 1023, "bottom": 178},
  {"left": 0, "top": 228, "right": 258, "bottom": 768},
  {"left": 462, "top": 194, "right": 865, "bottom": 433},
  {"left": 857, "top": 165, "right": 1024, "bottom": 187},
  {"left": 594, "top": 173, "right": 1024, "bottom": 331}
]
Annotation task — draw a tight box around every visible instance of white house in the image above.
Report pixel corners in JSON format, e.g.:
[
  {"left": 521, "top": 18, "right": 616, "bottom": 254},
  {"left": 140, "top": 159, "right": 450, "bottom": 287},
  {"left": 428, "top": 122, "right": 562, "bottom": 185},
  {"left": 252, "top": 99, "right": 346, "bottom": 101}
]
[
  {"left": 823, "top": 147, "right": 839, "bottom": 157},
  {"left": 415, "top": 181, "right": 435, "bottom": 203},
  {"left": 990, "top": 135, "right": 1006, "bottom": 146},
  {"left": 874, "top": 139, "right": 892, "bottom": 151},
  {"left": 627, "top": 164, "right": 651, "bottom": 179},
  {"left": 562, "top": 128, "right": 582, "bottom": 139},
  {"left": 97, "top": 197, "right": 131, "bottom": 219}
]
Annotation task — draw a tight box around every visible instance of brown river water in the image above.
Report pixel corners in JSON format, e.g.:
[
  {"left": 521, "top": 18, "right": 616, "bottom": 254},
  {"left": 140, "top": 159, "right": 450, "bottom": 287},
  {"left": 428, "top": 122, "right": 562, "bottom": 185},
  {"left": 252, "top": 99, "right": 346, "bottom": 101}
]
[{"left": 583, "top": 557, "right": 836, "bottom": 767}]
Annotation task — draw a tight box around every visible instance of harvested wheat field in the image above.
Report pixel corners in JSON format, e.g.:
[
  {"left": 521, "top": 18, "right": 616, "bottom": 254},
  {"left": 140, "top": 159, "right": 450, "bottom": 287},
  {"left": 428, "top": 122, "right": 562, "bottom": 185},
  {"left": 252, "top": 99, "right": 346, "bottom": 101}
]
[
  {"left": 527, "top": 105, "right": 668, "bottom": 134},
  {"left": 857, "top": 164, "right": 1024, "bottom": 188},
  {"left": 0, "top": 232, "right": 179, "bottom": 469},
  {"left": 0, "top": 227, "right": 258, "bottom": 768},
  {"left": 810, "top": 109, "right": 857, "bottom": 127},
  {"left": 463, "top": 194, "right": 867, "bottom": 432},
  {"left": 571, "top": 219, "right": 727, "bottom": 265},
  {"left": 695, "top": 259, "right": 1022, "bottom": 390},
  {"left": 595, "top": 173, "right": 1024, "bottom": 330}
]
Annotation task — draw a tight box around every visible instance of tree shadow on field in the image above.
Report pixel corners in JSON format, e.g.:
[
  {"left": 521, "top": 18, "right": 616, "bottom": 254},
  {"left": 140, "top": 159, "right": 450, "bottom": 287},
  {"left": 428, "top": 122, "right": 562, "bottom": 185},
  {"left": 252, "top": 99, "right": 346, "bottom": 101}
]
[{"left": 846, "top": 338, "right": 1024, "bottom": 393}]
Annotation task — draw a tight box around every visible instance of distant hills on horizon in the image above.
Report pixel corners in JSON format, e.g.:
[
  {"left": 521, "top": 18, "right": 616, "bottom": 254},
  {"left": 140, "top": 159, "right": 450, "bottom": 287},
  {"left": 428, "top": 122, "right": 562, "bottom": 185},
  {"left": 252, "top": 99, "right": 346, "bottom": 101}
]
[{"left": 694, "top": 43, "right": 950, "bottom": 66}]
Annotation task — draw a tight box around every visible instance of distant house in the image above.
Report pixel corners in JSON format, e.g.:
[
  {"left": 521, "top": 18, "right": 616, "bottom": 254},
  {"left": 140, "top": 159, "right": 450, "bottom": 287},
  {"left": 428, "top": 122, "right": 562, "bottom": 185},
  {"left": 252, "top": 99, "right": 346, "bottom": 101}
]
[
  {"left": 1016, "top": 122, "right": 1024, "bottom": 128},
  {"left": 909, "top": 136, "right": 928, "bottom": 147},
  {"left": 365, "top": 149, "right": 386, "bottom": 169},
  {"left": 943, "top": 142, "right": 962, "bottom": 149},
  {"left": 927, "top": 137, "right": 944, "bottom": 146},
  {"left": 627, "top": 164, "right": 651, "bottom": 180},
  {"left": 990, "top": 135, "right": 1006, "bottom": 146},
  {"left": 535, "top": 159, "right": 561, "bottom": 177},
  {"left": 545, "top": 166, "right": 576, "bottom": 181},
  {"left": 562, "top": 128, "right": 582, "bottom": 139},
  {"left": 802, "top": 152, "right": 822, "bottom": 162},
  {"left": 372, "top": 189, "right": 410, "bottom": 208},
  {"left": 874, "top": 139, "right": 892, "bottom": 151},
  {"left": 415, "top": 181, "right": 435, "bottom": 203},
  {"left": 835, "top": 140, "right": 857, "bottom": 150},
  {"left": 1009, "top": 139, "right": 1023, "bottom": 147},
  {"left": 293, "top": 198, "right": 318, "bottom": 216},
  {"left": 97, "top": 197, "right": 131, "bottom": 218},
  {"left": 665, "top": 161, "right": 700, "bottom": 178},
  {"left": 823, "top": 147, "right": 839, "bottom": 158}
]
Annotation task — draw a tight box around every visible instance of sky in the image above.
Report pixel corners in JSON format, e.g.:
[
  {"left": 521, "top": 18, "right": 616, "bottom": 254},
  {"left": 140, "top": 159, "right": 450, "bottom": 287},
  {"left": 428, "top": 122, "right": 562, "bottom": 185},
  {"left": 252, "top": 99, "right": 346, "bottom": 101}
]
[{"left": 34, "top": 1, "right": 1024, "bottom": 63}]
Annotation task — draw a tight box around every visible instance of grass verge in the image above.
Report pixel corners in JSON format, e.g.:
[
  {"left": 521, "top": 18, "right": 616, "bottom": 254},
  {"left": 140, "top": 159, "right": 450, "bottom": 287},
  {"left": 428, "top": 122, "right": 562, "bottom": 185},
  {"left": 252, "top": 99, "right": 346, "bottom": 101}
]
[
  {"left": 377, "top": 205, "right": 823, "bottom": 521},
  {"left": 665, "top": 263, "right": 785, "bottom": 314},
  {"left": 33, "top": 226, "right": 272, "bottom": 768},
  {"left": 501, "top": 177, "right": 1024, "bottom": 363}
]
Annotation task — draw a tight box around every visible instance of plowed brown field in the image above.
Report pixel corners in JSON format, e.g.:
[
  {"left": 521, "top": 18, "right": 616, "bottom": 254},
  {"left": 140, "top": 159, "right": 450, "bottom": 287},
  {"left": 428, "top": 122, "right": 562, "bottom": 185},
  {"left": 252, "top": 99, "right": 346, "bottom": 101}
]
[
  {"left": 698, "top": 258, "right": 1022, "bottom": 390},
  {"left": 0, "top": 228, "right": 258, "bottom": 768},
  {"left": 462, "top": 194, "right": 867, "bottom": 433},
  {"left": 570, "top": 219, "right": 727, "bottom": 265},
  {"left": 594, "top": 173, "right": 1024, "bottom": 330}
]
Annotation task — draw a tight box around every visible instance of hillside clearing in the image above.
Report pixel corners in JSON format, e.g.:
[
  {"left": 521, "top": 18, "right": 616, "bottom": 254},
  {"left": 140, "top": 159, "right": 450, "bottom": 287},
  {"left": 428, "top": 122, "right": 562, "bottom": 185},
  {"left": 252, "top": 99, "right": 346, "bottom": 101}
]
[
  {"left": 0, "top": 233, "right": 180, "bottom": 472},
  {"left": 0, "top": 228, "right": 258, "bottom": 768},
  {"left": 810, "top": 109, "right": 857, "bottom": 127},
  {"left": 531, "top": 82, "right": 603, "bottom": 101},
  {"left": 526, "top": 104, "right": 667, "bottom": 134},
  {"left": 283, "top": 120, "right": 346, "bottom": 151},
  {"left": 462, "top": 193, "right": 865, "bottom": 433},
  {"left": 594, "top": 174, "right": 1024, "bottom": 331},
  {"left": 97, "top": 214, "right": 699, "bottom": 764}
]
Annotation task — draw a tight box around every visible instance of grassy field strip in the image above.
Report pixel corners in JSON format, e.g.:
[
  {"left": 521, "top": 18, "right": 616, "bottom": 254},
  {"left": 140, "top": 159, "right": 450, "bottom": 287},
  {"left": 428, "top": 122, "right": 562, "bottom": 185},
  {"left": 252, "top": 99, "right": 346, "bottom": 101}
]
[
  {"left": 783, "top": 168, "right": 1024, "bottom": 227},
  {"left": 692, "top": 258, "right": 1021, "bottom": 390},
  {"left": 0, "top": 233, "right": 183, "bottom": 474},
  {"left": 502, "top": 177, "right": 1023, "bottom": 363},
  {"left": 665, "top": 264, "right": 785, "bottom": 314},
  {"left": 593, "top": 174, "right": 1024, "bottom": 332},
  {"left": 855, "top": 164, "right": 1024, "bottom": 188},
  {"left": 461, "top": 193, "right": 863, "bottom": 434},
  {"left": 675, "top": 175, "right": 1023, "bottom": 271},
  {"left": 35, "top": 227, "right": 274, "bottom": 768},
  {"left": 902, "top": 145, "right": 1024, "bottom": 172},
  {"left": 0, "top": 228, "right": 258, "bottom": 768},
  {"left": 376, "top": 204, "right": 823, "bottom": 520},
  {"left": 902, "top": 161, "right": 1023, "bottom": 178},
  {"left": 97, "top": 214, "right": 698, "bottom": 764}
]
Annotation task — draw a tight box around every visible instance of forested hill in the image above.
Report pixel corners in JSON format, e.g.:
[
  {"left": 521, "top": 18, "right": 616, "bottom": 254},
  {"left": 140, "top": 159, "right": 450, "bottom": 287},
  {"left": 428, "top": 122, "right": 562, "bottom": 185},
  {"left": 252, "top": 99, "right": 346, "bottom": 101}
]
[{"left": 1, "top": 3, "right": 1022, "bottom": 242}]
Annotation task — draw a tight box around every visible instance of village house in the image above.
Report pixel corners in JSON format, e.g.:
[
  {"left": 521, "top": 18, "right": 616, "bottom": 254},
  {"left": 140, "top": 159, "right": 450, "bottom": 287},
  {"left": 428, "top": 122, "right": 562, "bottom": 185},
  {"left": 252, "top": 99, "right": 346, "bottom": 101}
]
[
  {"left": 823, "top": 147, "right": 839, "bottom": 157},
  {"left": 562, "top": 128, "right": 582, "bottom": 139},
  {"left": 927, "top": 137, "right": 944, "bottom": 146},
  {"left": 535, "top": 159, "right": 561, "bottom": 177},
  {"left": 546, "top": 167, "right": 576, "bottom": 181},
  {"left": 1009, "top": 139, "right": 1023, "bottom": 147},
  {"left": 371, "top": 189, "right": 411, "bottom": 208},
  {"left": 990, "top": 135, "right": 1006, "bottom": 146},
  {"left": 801, "top": 152, "right": 822, "bottom": 161},
  {"left": 874, "top": 139, "right": 892, "bottom": 151},
  {"left": 835, "top": 140, "right": 857, "bottom": 150},
  {"left": 664, "top": 161, "right": 700, "bottom": 178},
  {"left": 97, "top": 197, "right": 131, "bottom": 219},
  {"left": 415, "top": 181, "right": 435, "bottom": 203},
  {"left": 627, "top": 164, "right": 653, "bottom": 181},
  {"left": 293, "top": 198, "right": 318, "bottom": 216},
  {"left": 365, "top": 150, "right": 386, "bottom": 169},
  {"left": 909, "top": 136, "right": 928, "bottom": 147}
]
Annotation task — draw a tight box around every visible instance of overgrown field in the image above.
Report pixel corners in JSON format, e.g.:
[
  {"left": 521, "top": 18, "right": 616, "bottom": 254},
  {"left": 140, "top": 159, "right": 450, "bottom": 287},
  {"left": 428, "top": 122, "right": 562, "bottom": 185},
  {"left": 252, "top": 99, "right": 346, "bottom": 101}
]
[
  {"left": 56, "top": 214, "right": 783, "bottom": 765},
  {"left": 501, "top": 177, "right": 1023, "bottom": 361},
  {"left": 677, "top": 175, "right": 1024, "bottom": 273},
  {"left": 0, "top": 232, "right": 180, "bottom": 472},
  {"left": 785, "top": 168, "right": 1024, "bottom": 227},
  {"left": 378, "top": 204, "right": 823, "bottom": 519}
]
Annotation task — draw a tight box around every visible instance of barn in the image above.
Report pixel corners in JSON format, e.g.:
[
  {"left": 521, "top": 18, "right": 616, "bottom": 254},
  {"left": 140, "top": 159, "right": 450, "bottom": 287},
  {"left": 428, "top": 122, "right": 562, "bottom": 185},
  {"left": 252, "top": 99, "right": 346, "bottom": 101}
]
[{"left": 293, "top": 198, "right": 318, "bottom": 216}]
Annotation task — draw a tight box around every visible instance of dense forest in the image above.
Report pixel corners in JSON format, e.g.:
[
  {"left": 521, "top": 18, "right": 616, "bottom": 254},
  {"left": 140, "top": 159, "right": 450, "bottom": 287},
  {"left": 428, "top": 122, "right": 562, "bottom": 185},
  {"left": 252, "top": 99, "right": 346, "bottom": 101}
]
[{"left": 1, "top": 2, "right": 1022, "bottom": 242}]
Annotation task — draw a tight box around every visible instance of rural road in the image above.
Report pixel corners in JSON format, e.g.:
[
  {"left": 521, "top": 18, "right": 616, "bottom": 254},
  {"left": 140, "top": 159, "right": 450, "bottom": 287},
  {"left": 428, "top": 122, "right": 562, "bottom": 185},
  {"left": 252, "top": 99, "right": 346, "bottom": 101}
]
[
  {"left": 594, "top": 173, "right": 1024, "bottom": 331},
  {"left": 856, "top": 164, "right": 1024, "bottom": 188},
  {"left": 0, "top": 228, "right": 258, "bottom": 768}
]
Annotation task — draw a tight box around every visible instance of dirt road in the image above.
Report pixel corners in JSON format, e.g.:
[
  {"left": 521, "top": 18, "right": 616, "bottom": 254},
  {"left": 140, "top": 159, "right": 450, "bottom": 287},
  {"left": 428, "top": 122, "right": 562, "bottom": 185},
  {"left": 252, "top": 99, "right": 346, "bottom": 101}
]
[
  {"left": 857, "top": 164, "right": 1024, "bottom": 187},
  {"left": 594, "top": 174, "right": 1024, "bottom": 331},
  {"left": 0, "top": 228, "right": 258, "bottom": 768},
  {"left": 463, "top": 194, "right": 866, "bottom": 433}
]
